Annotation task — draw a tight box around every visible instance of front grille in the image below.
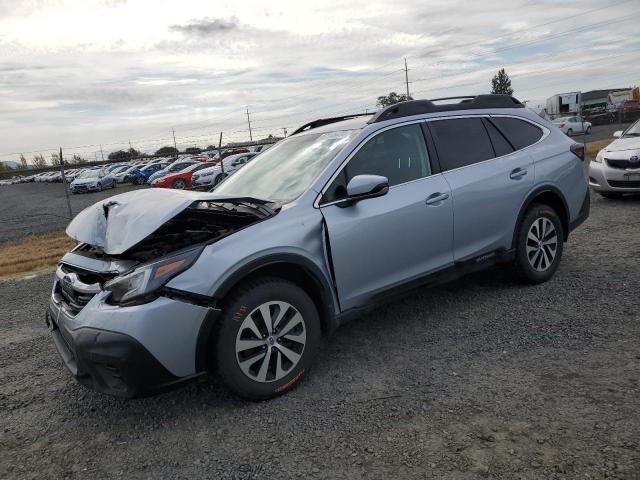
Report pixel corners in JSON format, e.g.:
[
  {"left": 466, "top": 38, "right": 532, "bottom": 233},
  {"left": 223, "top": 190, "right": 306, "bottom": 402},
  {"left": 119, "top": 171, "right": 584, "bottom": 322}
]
[
  {"left": 606, "top": 158, "right": 640, "bottom": 169},
  {"left": 54, "top": 264, "right": 116, "bottom": 316},
  {"left": 608, "top": 180, "right": 640, "bottom": 188}
]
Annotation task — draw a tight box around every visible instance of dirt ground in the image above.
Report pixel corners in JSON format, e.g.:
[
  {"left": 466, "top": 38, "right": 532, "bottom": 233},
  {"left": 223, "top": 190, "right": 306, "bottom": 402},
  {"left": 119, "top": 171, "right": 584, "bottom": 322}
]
[{"left": 1, "top": 191, "right": 639, "bottom": 479}]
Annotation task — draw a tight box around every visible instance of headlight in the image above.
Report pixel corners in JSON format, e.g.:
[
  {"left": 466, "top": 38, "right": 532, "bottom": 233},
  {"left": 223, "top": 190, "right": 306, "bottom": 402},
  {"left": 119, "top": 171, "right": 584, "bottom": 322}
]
[
  {"left": 594, "top": 149, "right": 604, "bottom": 163},
  {"left": 104, "top": 247, "right": 202, "bottom": 304}
]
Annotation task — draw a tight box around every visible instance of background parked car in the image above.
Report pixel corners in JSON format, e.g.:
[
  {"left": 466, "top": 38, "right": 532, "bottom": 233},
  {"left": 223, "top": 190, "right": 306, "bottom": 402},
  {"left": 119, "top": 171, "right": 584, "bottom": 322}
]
[
  {"left": 129, "top": 162, "right": 170, "bottom": 185},
  {"left": 69, "top": 168, "right": 116, "bottom": 193},
  {"left": 552, "top": 116, "right": 592, "bottom": 136},
  {"left": 192, "top": 152, "right": 259, "bottom": 188},
  {"left": 146, "top": 160, "right": 199, "bottom": 184},
  {"left": 150, "top": 162, "right": 214, "bottom": 189}
]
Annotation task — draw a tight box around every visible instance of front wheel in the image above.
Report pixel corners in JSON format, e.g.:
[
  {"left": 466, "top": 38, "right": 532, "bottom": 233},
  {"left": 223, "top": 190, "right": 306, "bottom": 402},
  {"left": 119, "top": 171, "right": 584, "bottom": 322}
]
[
  {"left": 566, "top": 128, "right": 573, "bottom": 136},
  {"left": 515, "top": 204, "right": 564, "bottom": 284},
  {"left": 586, "top": 126, "right": 592, "bottom": 134},
  {"left": 97, "top": 183, "right": 102, "bottom": 191},
  {"left": 172, "top": 178, "right": 186, "bottom": 189},
  {"left": 213, "top": 277, "right": 321, "bottom": 400}
]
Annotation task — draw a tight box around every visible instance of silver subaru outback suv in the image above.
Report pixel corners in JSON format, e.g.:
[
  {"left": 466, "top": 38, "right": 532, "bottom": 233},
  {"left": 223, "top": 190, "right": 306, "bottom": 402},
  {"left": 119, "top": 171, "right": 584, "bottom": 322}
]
[{"left": 47, "top": 95, "right": 590, "bottom": 400}]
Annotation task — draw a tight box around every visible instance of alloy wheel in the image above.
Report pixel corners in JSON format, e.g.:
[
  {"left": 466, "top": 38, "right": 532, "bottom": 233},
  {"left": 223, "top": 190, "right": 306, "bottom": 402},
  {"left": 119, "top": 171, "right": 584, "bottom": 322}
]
[
  {"left": 235, "top": 301, "right": 307, "bottom": 383},
  {"left": 526, "top": 217, "right": 558, "bottom": 272}
]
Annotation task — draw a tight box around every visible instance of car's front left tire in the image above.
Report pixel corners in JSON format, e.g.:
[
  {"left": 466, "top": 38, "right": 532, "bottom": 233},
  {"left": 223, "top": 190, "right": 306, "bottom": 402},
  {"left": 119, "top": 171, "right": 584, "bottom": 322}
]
[
  {"left": 514, "top": 203, "right": 564, "bottom": 284},
  {"left": 212, "top": 277, "right": 321, "bottom": 400}
]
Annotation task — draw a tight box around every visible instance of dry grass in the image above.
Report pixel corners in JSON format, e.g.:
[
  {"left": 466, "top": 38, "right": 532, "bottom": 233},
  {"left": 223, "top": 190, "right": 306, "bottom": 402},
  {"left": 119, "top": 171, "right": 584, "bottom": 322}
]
[
  {"left": 585, "top": 139, "right": 612, "bottom": 161},
  {"left": 0, "top": 231, "right": 75, "bottom": 280}
]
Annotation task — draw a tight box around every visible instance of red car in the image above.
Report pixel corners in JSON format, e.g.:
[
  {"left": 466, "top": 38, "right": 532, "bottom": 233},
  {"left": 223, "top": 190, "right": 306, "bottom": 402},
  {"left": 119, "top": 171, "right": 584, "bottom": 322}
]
[{"left": 150, "top": 162, "right": 213, "bottom": 189}]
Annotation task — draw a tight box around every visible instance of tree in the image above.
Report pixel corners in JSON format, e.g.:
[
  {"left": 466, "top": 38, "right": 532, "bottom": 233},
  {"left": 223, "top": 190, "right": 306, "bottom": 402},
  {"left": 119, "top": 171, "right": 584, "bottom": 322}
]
[
  {"left": 72, "top": 154, "right": 87, "bottom": 164},
  {"left": 155, "top": 146, "right": 179, "bottom": 156},
  {"left": 50, "top": 152, "right": 62, "bottom": 166},
  {"left": 32, "top": 154, "right": 47, "bottom": 168},
  {"left": 108, "top": 147, "right": 140, "bottom": 161},
  {"left": 376, "top": 92, "right": 413, "bottom": 108},
  {"left": 19, "top": 154, "right": 28, "bottom": 169},
  {"left": 491, "top": 68, "right": 513, "bottom": 96},
  {"left": 185, "top": 147, "right": 202, "bottom": 154}
]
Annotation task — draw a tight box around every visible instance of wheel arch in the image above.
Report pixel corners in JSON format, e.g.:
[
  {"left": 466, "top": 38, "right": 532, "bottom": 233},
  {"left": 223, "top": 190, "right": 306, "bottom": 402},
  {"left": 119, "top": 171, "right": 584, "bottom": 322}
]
[
  {"left": 512, "top": 185, "right": 570, "bottom": 248},
  {"left": 195, "top": 254, "right": 338, "bottom": 372}
]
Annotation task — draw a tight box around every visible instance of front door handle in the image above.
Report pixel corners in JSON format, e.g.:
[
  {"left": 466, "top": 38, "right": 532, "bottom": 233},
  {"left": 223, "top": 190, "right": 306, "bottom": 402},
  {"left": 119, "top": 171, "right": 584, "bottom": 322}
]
[
  {"left": 509, "top": 168, "right": 528, "bottom": 180},
  {"left": 425, "top": 192, "right": 449, "bottom": 206}
]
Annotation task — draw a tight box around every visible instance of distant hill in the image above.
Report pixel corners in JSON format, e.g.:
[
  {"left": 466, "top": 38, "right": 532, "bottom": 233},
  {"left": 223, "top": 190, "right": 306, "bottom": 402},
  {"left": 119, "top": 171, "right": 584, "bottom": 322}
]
[{"left": 0, "top": 161, "right": 19, "bottom": 170}]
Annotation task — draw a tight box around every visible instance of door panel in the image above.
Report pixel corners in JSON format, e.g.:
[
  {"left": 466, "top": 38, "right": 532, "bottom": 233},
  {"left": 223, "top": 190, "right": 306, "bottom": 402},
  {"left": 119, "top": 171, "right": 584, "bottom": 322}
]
[
  {"left": 443, "top": 150, "right": 533, "bottom": 260},
  {"left": 321, "top": 175, "right": 453, "bottom": 311}
]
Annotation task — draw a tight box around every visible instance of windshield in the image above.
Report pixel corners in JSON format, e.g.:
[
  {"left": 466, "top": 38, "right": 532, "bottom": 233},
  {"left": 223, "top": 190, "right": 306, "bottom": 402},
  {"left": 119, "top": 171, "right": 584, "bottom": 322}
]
[
  {"left": 215, "top": 130, "right": 357, "bottom": 202},
  {"left": 78, "top": 169, "right": 102, "bottom": 179},
  {"left": 622, "top": 120, "right": 640, "bottom": 137}
]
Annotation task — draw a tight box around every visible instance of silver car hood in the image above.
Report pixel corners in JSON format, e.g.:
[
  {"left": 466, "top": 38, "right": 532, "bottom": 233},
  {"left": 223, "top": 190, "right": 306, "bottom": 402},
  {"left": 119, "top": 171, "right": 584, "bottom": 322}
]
[{"left": 66, "top": 188, "right": 249, "bottom": 254}]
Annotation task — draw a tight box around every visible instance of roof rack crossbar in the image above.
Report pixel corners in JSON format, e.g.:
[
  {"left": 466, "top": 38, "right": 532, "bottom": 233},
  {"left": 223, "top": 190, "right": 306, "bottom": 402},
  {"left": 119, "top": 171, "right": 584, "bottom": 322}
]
[
  {"left": 367, "top": 94, "right": 524, "bottom": 124},
  {"left": 291, "top": 113, "right": 372, "bottom": 136}
]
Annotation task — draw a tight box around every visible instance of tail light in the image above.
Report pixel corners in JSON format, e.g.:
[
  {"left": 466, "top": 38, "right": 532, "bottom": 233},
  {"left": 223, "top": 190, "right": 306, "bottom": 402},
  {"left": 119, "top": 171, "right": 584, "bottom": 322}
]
[
  {"left": 558, "top": 123, "right": 565, "bottom": 128},
  {"left": 570, "top": 143, "right": 585, "bottom": 161}
]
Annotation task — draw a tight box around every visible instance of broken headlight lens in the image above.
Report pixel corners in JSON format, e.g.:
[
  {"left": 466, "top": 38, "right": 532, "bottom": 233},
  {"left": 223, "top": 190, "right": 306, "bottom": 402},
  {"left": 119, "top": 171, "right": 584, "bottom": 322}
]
[{"left": 104, "top": 247, "right": 202, "bottom": 304}]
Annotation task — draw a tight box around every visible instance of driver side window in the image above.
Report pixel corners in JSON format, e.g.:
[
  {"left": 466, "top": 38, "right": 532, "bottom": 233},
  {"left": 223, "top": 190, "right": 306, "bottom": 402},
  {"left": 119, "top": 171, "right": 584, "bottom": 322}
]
[{"left": 322, "top": 123, "right": 431, "bottom": 203}]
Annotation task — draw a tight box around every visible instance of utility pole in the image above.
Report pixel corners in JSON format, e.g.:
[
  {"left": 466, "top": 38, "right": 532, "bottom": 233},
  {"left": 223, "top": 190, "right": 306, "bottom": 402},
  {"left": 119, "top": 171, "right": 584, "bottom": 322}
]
[
  {"left": 59, "top": 147, "right": 73, "bottom": 219},
  {"left": 100, "top": 144, "right": 104, "bottom": 161},
  {"left": 246, "top": 107, "right": 253, "bottom": 142},
  {"left": 218, "top": 132, "right": 225, "bottom": 175},
  {"left": 404, "top": 58, "right": 411, "bottom": 99},
  {"left": 172, "top": 128, "right": 178, "bottom": 152}
]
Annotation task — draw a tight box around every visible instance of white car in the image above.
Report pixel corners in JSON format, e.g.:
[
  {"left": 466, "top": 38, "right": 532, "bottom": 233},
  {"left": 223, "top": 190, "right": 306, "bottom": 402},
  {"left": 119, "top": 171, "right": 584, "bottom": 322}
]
[
  {"left": 552, "top": 116, "right": 592, "bottom": 136},
  {"left": 589, "top": 119, "right": 640, "bottom": 198},
  {"left": 191, "top": 153, "right": 258, "bottom": 188}
]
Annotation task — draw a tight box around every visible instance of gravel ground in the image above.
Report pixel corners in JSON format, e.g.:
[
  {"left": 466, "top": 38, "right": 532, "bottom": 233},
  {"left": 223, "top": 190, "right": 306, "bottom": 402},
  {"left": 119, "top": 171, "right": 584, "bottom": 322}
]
[
  {"left": 0, "top": 182, "right": 144, "bottom": 242},
  {"left": 1, "top": 191, "right": 639, "bottom": 480}
]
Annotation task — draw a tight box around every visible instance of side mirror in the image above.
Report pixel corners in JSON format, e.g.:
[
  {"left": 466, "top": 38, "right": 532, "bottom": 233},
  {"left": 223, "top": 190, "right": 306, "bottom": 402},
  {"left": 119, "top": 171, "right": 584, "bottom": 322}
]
[
  {"left": 613, "top": 130, "right": 623, "bottom": 138},
  {"left": 337, "top": 174, "right": 389, "bottom": 206}
]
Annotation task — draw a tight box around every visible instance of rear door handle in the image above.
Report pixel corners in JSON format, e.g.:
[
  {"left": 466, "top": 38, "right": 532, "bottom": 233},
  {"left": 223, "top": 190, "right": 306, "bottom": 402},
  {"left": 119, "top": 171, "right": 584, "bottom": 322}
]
[
  {"left": 509, "top": 168, "right": 528, "bottom": 180},
  {"left": 425, "top": 192, "right": 449, "bottom": 205}
]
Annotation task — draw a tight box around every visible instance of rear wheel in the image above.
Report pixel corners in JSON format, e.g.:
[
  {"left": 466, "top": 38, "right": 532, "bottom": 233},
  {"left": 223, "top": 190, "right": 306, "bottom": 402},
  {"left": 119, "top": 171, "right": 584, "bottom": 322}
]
[
  {"left": 586, "top": 126, "right": 592, "bottom": 134},
  {"left": 567, "top": 128, "right": 573, "bottom": 136},
  {"left": 515, "top": 204, "right": 563, "bottom": 284},
  {"left": 172, "top": 178, "right": 186, "bottom": 189},
  {"left": 212, "top": 277, "right": 321, "bottom": 400}
]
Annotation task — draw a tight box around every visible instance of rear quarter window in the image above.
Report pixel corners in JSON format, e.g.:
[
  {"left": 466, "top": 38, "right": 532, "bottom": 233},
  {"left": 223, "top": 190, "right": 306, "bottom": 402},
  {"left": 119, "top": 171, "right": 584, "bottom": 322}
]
[{"left": 490, "top": 117, "right": 543, "bottom": 150}]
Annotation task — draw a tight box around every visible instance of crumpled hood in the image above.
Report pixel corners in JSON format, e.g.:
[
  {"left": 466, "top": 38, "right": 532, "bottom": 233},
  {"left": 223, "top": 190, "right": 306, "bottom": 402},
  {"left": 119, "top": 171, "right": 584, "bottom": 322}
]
[
  {"left": 606, "top": 137, "right": 640, "bottom": 153},
  {"left": 66, "top": 188, "right": 245, "bottom": 254}
]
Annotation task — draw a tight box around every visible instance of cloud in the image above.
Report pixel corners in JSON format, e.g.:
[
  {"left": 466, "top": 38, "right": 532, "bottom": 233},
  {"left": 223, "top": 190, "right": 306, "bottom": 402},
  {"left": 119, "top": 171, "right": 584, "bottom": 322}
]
[{"left": 169, "top": 16, "right": 239, "bottom": 36}]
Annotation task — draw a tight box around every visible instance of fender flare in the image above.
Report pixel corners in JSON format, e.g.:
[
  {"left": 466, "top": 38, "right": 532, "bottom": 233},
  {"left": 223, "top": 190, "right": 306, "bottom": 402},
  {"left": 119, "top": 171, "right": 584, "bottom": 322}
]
[{"left": 511, "top": 184, "right": 570, "bottom": 249}]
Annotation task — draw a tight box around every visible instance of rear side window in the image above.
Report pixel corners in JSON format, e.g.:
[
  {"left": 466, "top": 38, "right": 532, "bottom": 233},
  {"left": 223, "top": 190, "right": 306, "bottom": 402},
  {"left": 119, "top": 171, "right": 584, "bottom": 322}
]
[
  {"left": 482, "top": 118, "right": 515, "bottom": 157},
  {"left": 490, "top": 117, "right": 543, "bottom": 150},
  {"left": 429, "top": 118, "right": 494, "bottom": 171}
]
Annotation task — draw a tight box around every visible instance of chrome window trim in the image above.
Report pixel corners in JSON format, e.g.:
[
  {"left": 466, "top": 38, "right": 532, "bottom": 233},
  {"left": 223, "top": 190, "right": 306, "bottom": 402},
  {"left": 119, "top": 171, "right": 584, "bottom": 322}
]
[{"left": 314, "top": 114, "right": 550, "bottom": 208}]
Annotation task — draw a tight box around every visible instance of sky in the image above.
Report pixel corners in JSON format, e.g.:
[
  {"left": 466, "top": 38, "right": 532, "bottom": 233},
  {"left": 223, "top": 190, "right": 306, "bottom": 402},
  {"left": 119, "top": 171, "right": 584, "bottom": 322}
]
[{"left": 0, "top": 0, "right": 639, "bottom": 163}]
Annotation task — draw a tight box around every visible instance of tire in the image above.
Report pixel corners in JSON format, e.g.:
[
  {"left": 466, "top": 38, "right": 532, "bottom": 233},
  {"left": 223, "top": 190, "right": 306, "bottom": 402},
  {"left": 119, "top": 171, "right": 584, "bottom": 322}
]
[
  {"left": 586, "top": 126, "right": 592, "bottom": 135},
  {"left": 172, "top": 178, "right": 186, "bottom": 189},
  {"left": 212, "top": 277, "right": 321, "bottom": 400},
  {"left": 97, "top": 183, "right": 102, "bottom": 192},
  {"left": 214, "top": 173, "right": 227, "bottom": 186},
  {"left": 111, "top": 180, "right": 116, "bottom": 188},
  {"left": 515, "top": 204, "right": 564, "bottom": 284},
  {"left": 599, "top": 192, "right": 623, "bottom": 199},
  {"left": 566, "top": 128, "right": 573, "bottom": 136}
]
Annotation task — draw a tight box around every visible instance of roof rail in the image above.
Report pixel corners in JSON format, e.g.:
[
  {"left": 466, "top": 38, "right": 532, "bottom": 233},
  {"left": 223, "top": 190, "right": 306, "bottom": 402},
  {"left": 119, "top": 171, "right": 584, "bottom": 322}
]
[
  {"left": 291, "top": 113, "right": 372, "bottom": 136},
  {"left": 367, "top": 94, "right": 524, "bottom": 124}
]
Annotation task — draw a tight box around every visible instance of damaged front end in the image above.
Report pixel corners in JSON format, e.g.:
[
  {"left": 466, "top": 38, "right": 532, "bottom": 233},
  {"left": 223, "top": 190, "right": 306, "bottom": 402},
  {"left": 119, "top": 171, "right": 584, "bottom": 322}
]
[{"left": 60, "top": 189, "right": 279, "bottom": 310}]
